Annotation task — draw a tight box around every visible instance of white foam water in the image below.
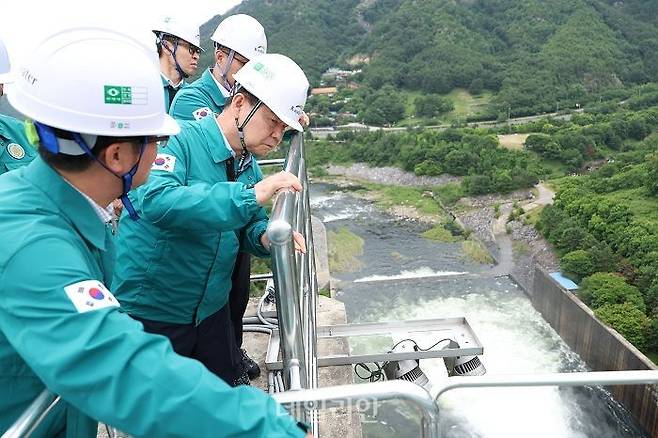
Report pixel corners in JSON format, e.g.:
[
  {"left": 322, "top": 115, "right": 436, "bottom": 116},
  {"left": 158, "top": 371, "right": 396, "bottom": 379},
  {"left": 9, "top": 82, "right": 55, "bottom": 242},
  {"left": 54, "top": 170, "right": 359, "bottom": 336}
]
[
  {"left": 354, "top": 284, "right": 636, "bottom": 437},
  {"left": 354, "top": 267, "right": 468, "bottom": 283}
]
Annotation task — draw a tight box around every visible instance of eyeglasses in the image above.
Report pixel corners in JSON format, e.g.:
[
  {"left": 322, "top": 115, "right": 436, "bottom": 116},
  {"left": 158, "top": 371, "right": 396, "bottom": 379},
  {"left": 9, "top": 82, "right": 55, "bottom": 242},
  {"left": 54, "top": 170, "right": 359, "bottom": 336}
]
[
  {"left": 220, "top": 49, "right": 248, "bottom": 66},
  {"left": 177, "top": 39, "right": 201, "bottom": 56},
  {"left": 147, "top": 136, "right": 170, "bottom": 147}
]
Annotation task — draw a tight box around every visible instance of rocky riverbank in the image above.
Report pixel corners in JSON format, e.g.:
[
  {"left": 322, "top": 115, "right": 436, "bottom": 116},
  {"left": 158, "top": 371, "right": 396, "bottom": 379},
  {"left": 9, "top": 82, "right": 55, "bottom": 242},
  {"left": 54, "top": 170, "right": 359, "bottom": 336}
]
[
  {"left": 322, "top": 163, "right": 559, "bottom": 280},
  {"left": 326, "top": 163, "right": 461, "bottom": 187}
]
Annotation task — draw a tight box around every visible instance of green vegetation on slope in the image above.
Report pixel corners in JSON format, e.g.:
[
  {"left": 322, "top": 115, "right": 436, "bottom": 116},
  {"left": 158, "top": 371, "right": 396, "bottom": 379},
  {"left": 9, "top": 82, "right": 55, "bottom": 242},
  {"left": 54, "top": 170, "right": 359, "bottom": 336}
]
[{"left": 327, "top": 227, "right": 364, "bottom": 272}]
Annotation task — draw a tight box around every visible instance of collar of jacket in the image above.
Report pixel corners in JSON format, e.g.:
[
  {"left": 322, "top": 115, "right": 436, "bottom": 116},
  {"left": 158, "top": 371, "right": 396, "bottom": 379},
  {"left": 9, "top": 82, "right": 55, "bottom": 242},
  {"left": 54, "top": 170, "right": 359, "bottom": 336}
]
[
  {"left": 160, "top": 73, "right": 184, "bottom": 90},
  {"left": 201, "top": 68, "right": 227, "bottom": 110},
  {"left": 199, "top": 114, "right": 241, "bottom": 164},
  {"left": 22, "top": 157, "right": 108, "bottom": 251}
]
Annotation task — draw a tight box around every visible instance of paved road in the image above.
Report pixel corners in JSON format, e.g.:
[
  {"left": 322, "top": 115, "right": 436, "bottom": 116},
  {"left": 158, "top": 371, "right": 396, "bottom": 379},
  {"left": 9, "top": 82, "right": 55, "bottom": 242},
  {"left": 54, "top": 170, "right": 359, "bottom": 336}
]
[{"left": 310, "top": 110, "right": 584, "bottom": 138}]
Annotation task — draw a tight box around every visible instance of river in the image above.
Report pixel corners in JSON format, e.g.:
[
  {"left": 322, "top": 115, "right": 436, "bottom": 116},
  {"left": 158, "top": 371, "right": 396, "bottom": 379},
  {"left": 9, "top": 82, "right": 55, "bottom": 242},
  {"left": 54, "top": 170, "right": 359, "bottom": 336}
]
[{"left": 311, "top": 182, "right": 647, "bottom": 438}]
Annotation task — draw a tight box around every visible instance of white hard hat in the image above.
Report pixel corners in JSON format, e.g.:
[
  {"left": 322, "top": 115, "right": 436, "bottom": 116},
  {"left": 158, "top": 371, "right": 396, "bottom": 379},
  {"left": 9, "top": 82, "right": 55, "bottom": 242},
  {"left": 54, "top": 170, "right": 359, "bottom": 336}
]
[
  {"left": 211, "top": 14, "right": 267, "bottom": 60},
  {"left": 233, "top": 54, "right": 309, "bottom": 132},
  {"left": 0, "top": 37, "right": 12, "bottom": 84},
  {"left": 153, "top": 16, "right": 203, "bottom": 51},
  {"left": 9, "top": 27, "right": 180, "bottom": 138}
]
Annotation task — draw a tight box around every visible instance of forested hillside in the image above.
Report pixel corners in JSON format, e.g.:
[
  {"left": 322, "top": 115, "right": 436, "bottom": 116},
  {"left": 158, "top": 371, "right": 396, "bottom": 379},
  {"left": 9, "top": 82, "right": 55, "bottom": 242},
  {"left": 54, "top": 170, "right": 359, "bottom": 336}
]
[{"left": 198, "top": 0, "right": 658, "bottom": 117}]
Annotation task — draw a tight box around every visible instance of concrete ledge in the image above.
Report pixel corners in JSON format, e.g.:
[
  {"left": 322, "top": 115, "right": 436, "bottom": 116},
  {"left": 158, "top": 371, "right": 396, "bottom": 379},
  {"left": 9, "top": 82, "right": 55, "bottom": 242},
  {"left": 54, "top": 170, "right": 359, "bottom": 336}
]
[{"left": 312, "top": 215, "right": 331, "bottom": 292}]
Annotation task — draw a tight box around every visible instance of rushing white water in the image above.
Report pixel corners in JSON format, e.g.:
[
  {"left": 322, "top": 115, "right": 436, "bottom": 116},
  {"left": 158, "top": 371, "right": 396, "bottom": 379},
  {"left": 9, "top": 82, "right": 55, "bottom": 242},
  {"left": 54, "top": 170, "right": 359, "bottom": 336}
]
[
  {"left": 353, "top": 280, "right": 628, "bottom": 437},
  {"left": 354, "top": 267, "right": 468, "bottom": 283}
]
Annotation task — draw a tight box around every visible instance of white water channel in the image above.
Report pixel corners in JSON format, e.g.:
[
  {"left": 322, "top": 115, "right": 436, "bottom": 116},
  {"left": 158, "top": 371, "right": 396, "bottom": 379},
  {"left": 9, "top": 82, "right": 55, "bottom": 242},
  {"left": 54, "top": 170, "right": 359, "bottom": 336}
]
[{"left": 311, "top": 184, "right": 646, "bottom": 438}]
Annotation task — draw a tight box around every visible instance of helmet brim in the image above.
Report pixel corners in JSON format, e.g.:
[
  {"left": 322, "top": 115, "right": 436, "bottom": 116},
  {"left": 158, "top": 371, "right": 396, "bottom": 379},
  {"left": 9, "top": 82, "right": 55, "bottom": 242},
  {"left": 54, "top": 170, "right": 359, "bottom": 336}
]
[
  {"left": 0, "top": 72, "right": 14, "bottom": 85},
  {"left": 284, "top": 117, "right": 303, "bottom": 132},
  {"left": 153, "top": 30, "right": 205, "bottom": 52},
  {"left": 158, "top": 114, "right": 181, "bottom": 136}
]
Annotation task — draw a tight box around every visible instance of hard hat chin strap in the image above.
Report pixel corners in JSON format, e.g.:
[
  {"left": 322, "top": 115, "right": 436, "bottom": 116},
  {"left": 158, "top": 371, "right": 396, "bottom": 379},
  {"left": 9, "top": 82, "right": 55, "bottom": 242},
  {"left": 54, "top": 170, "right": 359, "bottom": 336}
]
[
  {"left": 160, "top": 34, "right": 189, "bottom": 81},
  {"left": 217, "top": 48, "right": 235, "bottom": 93},
  {"left": 234, "top": 96, "right": 262, "bottom": 172},
  {"left": 34, "top": 122, "right": 146, "bottom": 221}
]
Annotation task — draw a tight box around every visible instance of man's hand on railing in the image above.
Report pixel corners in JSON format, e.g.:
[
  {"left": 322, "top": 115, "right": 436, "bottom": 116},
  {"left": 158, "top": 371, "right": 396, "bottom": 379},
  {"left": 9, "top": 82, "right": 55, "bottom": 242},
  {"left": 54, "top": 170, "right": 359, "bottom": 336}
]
[
  {"left": 260, "top": 231, "right": 306, "bottom": 254},
  {"left": 254, "top": 171, "right": 302, "bottom": 205},
  {"left": 292, "top": 231, "right": 307, "bottom": 254},
  {"left": 300, "top": 112, "right": 310, "bottom": 128}
]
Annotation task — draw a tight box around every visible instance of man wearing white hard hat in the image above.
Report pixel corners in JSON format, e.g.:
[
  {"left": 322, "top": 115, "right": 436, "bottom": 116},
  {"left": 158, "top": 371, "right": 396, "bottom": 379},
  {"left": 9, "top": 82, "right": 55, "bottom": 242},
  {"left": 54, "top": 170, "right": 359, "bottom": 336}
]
[
  {"left": 169, "top": 14, "right": 266, "bottom": 121},
  {"left": 153, "top": 15, "right": 203, "bottom": 111},
  {"left": 112, "top": 53, "right": 310, "bottom": 386},
  {"left": 0, "top": 36, "right": 37, "bottom": 174},
  {"left": 168, "top": 13, "right": 269, "bottom": 379},
  {"left": 0, "top": 28, "right": 310, "bottom": 437}
]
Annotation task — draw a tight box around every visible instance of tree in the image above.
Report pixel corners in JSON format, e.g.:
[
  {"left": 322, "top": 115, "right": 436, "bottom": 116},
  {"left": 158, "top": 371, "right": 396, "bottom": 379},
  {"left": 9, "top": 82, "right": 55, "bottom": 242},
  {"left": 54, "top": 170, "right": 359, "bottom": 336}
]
[
  {"left": 595, "top": 303, "right": 650, "bottom": 350},
  {"left": 463, "top": 175, "right": 493, "bottom": 195},
  {"left": 468, "top": 78, "right": 484, "bottom": 95},
  {"left": 360, "top": 86, "right": 405, "bottom": 125},
  {"left": 444, "top": 149, "right": 477, "bottom": 176},
  {"left": 579, "top": 272, "right": 645, "bottom": 312},
  {"left": 492, "top": 170, "right": 514, "bottom": 193},
  {"left": 414, "top": 94, "right": 454, "bottom": 118},
  {"left": 560, "top": 250, "right": 594, "bottom": 282},
  {"left": 414, "top": 160, "right": 443, "bottom": 176},
  {"left": 589, "top": 243, "right": 620, "bottom": 273},
  {"left": 646, "top": 154, "right": 658, "bottom": 196},
  {"left": 536, "top": 205, "right": 569, "bottom": 241},
  {"left": 557, "top": 227, "right": 594, "bottom": 253}
]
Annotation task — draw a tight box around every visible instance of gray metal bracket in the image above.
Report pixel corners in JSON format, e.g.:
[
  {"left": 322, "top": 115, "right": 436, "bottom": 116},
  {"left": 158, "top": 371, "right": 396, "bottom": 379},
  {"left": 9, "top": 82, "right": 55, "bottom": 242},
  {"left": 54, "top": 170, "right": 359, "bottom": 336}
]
[{"left": 265, "top": 317, "right": 483, "bottom": 370}]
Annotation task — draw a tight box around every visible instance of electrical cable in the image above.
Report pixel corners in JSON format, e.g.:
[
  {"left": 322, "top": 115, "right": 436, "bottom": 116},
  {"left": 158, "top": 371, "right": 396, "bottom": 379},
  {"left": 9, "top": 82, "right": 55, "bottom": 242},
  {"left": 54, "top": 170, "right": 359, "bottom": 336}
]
[
  {"left": 353, "top": 337, "right": 453, "bottom": 382},
  {"left": 256, "top": 288, "right": 278, "bottom": 328}
]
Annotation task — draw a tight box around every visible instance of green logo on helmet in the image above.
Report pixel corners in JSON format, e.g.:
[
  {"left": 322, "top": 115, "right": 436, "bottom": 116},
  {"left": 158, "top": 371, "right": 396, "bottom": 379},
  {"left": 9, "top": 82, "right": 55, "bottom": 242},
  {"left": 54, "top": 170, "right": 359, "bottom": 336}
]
[
  {"left": 252, "top": 63, "right": 274, "bottom": 80},
  {"left": 104, "top": 86, "right": 132, "bottom": 104}
]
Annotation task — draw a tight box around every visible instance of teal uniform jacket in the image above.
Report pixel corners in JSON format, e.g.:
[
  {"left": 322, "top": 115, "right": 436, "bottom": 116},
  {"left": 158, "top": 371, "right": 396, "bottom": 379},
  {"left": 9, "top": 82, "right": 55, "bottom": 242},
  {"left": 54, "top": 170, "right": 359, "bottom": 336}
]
[
  {"left": 0, "top": 114, "right": 36, "bottom": 174},
  {"left": 0, "top": 158, "right": 303, "bottom": 438},
  {"left": 112, "top": 115, "right": 269, "bottom": 325},
  {"left": 161, "top": 75, "right": 186, "bottom": 113},
  {"left": 169, "top": 68, "right": 227, "bottom": 121}
]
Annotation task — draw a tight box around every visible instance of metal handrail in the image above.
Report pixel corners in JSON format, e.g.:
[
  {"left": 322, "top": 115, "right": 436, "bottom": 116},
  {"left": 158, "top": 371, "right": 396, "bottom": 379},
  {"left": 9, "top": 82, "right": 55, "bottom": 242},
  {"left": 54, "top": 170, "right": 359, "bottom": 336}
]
[
  {"left": 273, "top": 380, "right": 440, "bottom": 438},
  {"left": 2, "top": 390, "right": 59, "bottom": 438},
  {"left": 430, "top": 370, "right": 658, "bottom": 438},
  {"left": 266, "top": 133, "right": 318, "bottom": 392},
  {"left": 433, "top": 370, "right": 658, "bottom": 399}
]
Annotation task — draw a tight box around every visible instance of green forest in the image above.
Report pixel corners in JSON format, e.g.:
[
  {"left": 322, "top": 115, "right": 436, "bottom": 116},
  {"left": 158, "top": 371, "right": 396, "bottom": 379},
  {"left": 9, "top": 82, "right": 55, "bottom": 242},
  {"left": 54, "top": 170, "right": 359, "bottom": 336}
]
[{"left": 200, "top": 0, "right": 658, "bottom": 118}]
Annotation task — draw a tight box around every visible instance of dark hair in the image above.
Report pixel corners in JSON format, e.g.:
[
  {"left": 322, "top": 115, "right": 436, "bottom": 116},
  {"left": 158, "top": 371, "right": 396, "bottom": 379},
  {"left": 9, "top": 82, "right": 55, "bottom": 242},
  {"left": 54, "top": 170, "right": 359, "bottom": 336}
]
[
  {"left": 225, "top": 88, "right": 260, "bottom": 107},
  {"left": 38, "top": 128, "right": 142, "bottom": 173},
  {"left": 156, "top": 34, "right": 177, "bottom": 57}
]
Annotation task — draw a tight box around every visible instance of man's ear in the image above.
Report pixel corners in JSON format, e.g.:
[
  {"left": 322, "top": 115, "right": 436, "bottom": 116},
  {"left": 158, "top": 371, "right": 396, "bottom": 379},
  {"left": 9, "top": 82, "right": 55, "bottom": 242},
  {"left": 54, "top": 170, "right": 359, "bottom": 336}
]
[
  {"left": 214, "top": 49, "right": 224, "bottom": 64},
  {"left": 98, "top": 142, "right": 134, "bottom": 174},
  {"left": 230, "top": 93, "right": 248, "bottom": 116}
]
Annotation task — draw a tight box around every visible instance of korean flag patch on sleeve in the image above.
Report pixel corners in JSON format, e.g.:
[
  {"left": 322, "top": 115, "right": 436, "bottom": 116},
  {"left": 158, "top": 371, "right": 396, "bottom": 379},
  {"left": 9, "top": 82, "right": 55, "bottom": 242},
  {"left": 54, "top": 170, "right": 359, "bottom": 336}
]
[
  {"left": 152, "top": 153, "right": 176, "bottom": 172},
  {"left": 64, "top": 280, "right": 120, "bottom": 313},
  {"left": 192, "top": 107, "right": 213, "bottom": 121}
]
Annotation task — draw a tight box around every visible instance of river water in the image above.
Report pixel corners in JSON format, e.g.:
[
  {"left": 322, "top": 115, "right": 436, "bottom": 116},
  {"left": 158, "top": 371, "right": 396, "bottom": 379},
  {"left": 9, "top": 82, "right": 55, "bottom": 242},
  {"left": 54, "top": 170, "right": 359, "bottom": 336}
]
[{"left": 310, "top": 183, "right": 647, "bottom": 438}]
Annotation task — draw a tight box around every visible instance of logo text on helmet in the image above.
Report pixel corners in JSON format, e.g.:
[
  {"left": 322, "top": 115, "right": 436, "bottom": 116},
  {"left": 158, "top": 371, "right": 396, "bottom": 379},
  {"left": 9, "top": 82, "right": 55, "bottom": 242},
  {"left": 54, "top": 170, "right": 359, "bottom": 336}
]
[
  {"left": 104, "top": 86, "right": 148, "bottom": 105},
  {"left": 255, "top": 45, "right": 266, "bottom": 54},
  {"left": 290, "top": 105, "right": 303, "bottom": 116},
  {"left": 21, "top": 69, "right": 38, "bottom": 85},
  {"left": 252, "top": 62, "right": 274, "bottom": 80},
  {"left": 110, "top": 121, "right": 131, "bottom": 130}
]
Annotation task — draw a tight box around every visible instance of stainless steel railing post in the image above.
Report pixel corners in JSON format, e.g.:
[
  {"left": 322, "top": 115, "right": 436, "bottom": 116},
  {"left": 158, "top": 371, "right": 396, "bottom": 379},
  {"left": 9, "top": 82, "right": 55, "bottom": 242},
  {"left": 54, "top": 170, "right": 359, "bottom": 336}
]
[{"left": 2, "top": 390, "right": 60, "bottom": 438}]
